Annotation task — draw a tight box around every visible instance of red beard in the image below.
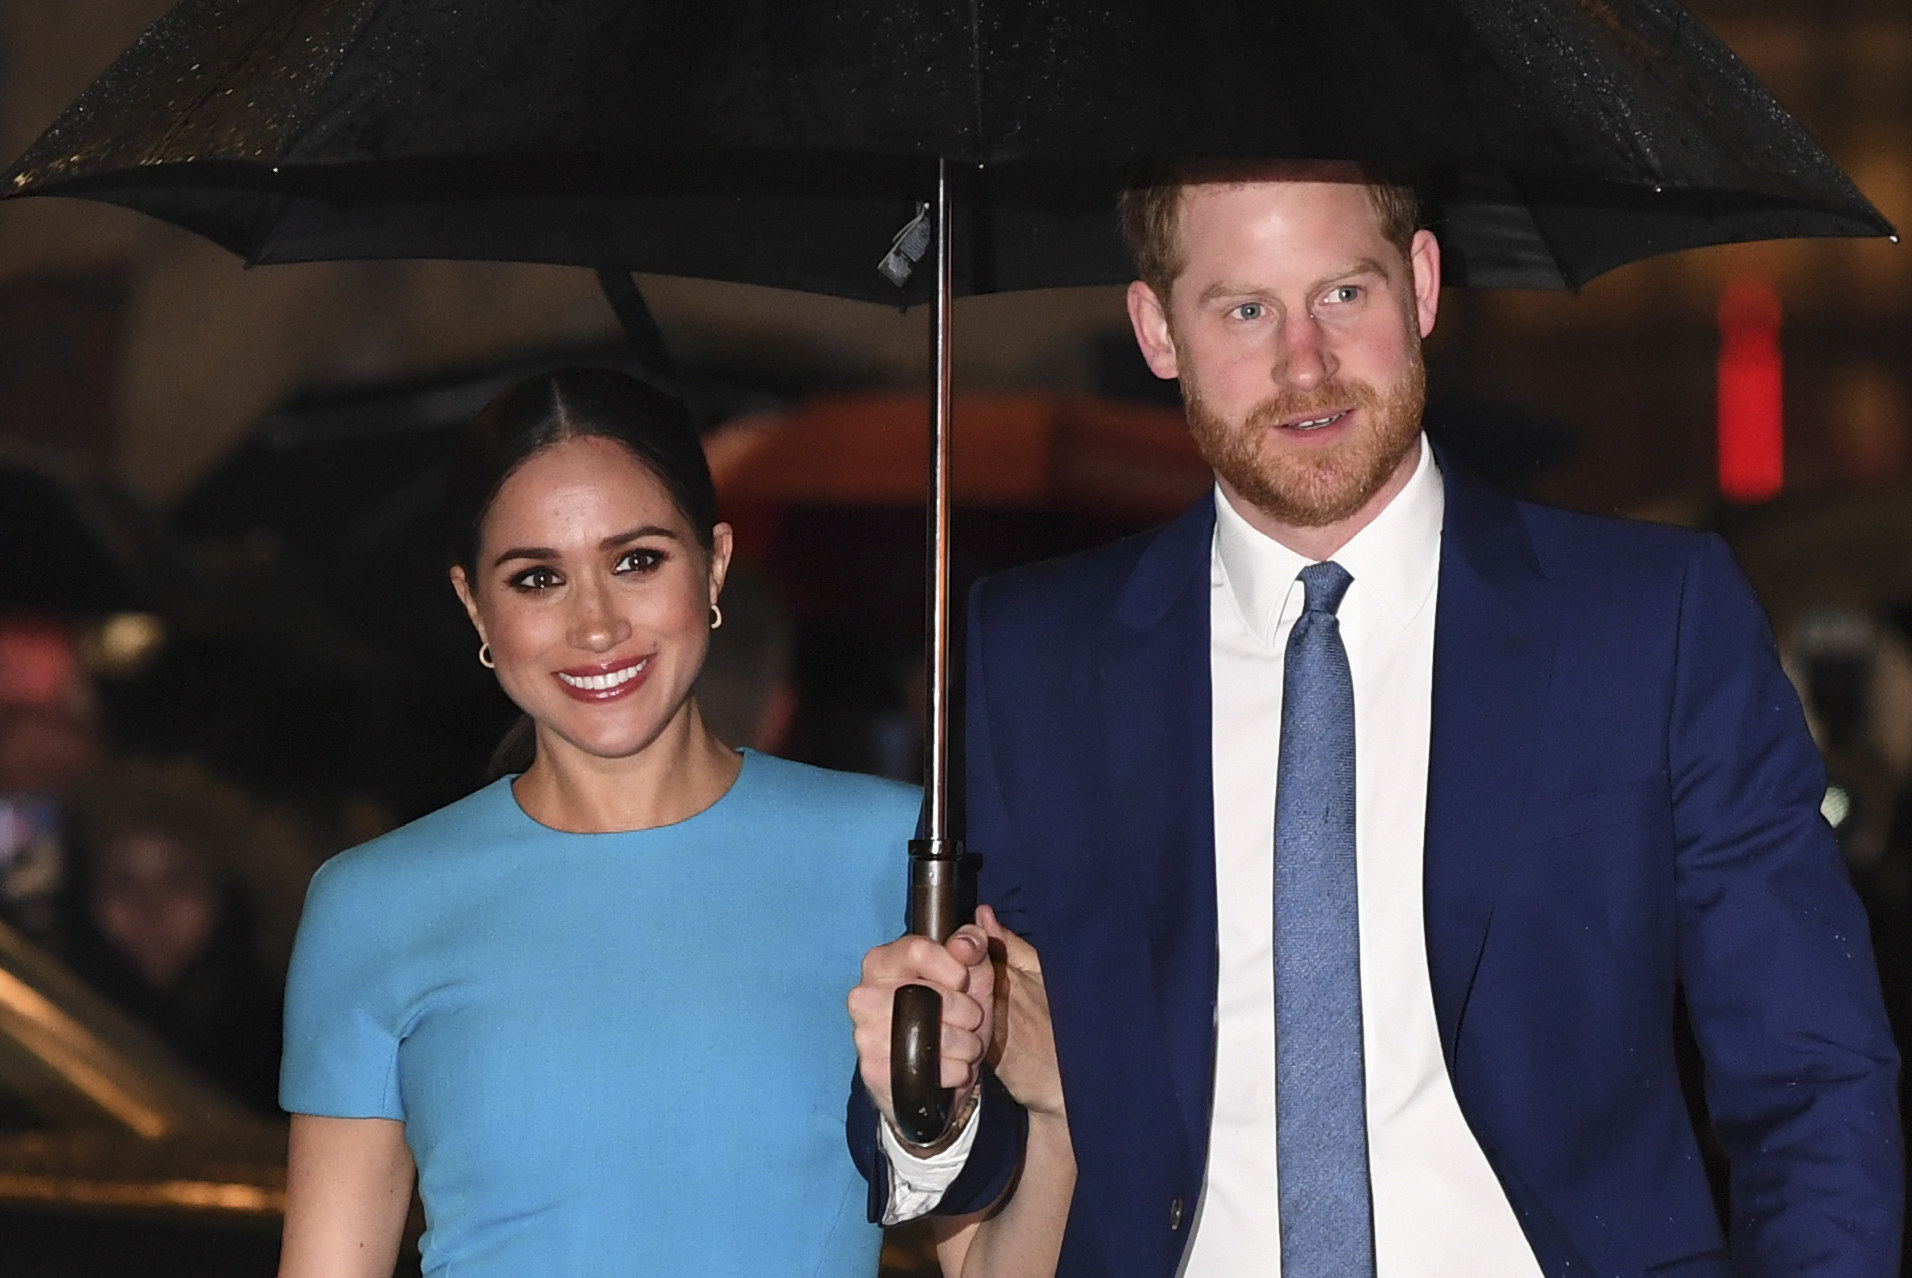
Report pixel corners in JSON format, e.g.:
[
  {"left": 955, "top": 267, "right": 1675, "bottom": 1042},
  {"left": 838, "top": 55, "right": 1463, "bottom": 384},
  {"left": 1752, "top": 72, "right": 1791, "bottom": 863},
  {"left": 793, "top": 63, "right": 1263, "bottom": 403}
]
[{"left": 1181, "top": 340, "right": 1425, "bottom": 530}]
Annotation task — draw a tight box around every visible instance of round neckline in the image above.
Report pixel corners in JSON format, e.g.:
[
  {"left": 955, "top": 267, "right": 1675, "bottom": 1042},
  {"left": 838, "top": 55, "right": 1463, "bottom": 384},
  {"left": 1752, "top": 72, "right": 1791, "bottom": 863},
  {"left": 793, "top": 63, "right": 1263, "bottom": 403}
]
[{"left": 502, "top": 748, "right": 758, "bottom": 837}]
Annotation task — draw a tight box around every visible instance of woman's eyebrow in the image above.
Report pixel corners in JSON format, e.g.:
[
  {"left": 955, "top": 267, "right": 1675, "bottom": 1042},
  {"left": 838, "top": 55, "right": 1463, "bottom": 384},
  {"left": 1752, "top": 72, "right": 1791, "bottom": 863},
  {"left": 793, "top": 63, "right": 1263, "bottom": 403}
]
[
  {"left": 492, "top": 545, "right": 558, "bottom": 568},
  {"left": 491, "top": 526, "right": 679, "bottom": 568},
  {"left": 599, "top": 525, "right": 679, "bottom": 550}
]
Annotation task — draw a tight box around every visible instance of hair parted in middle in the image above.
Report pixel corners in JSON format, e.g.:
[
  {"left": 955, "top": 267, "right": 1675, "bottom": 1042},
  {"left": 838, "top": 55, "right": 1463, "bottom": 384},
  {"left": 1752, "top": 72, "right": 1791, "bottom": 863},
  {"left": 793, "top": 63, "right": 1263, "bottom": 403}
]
[
  {"left": 445, "top": 366, "right": 719, "bottom": 577},
  {"left": 1117, "top": 159, "right": 1423, "bottom": 304}
]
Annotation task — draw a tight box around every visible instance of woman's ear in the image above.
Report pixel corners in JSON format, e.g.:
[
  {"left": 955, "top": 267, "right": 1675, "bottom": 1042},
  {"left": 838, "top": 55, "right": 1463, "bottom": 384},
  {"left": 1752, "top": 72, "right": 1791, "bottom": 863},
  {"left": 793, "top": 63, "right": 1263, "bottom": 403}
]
[
  {"left": 450, "top": 565, "right": 485, "bottom": 640},
  {"left": 707, "top": 524, "right": 735, "bottom": 607}
]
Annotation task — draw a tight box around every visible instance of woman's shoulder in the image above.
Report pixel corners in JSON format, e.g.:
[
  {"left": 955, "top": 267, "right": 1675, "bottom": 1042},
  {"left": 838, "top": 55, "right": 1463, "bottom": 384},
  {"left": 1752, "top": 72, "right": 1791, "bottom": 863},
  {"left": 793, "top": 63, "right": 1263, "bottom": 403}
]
[
  {"left": 307, "top": 777, "right": 522, "bottom": 902},
  {"left": 733, "top": 752, "right": 921, "bottom": 830}
]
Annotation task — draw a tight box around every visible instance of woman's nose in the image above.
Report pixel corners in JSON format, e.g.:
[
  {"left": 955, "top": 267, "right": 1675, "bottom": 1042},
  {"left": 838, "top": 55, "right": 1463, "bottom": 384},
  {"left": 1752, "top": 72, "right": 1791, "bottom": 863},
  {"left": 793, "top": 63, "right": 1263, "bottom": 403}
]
[{"left": 568, "top": 580, "right": 631, "bottom": 651}]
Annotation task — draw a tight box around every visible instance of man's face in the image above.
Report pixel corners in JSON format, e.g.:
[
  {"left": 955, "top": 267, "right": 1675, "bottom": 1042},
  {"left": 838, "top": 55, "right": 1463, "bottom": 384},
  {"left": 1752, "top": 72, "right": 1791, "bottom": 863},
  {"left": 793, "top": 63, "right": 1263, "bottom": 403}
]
[{"left": 1126, "top": 173, "right": 1440, "bottom": 542}]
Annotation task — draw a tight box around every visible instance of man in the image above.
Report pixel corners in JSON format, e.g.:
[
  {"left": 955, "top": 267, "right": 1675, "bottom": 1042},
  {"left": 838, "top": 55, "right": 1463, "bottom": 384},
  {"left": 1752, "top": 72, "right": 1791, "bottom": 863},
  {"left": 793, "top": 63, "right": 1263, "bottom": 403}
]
[{"left": 849, "top": 163, "right": 1903, "bottom": 1276}]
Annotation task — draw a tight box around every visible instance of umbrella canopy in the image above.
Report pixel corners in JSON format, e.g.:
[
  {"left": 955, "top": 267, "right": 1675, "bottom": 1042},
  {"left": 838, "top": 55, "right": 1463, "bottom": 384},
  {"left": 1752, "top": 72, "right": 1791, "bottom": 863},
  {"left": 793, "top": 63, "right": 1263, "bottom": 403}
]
[{"left": 3, "top": 0, "right": 1891, "bottom": 297}]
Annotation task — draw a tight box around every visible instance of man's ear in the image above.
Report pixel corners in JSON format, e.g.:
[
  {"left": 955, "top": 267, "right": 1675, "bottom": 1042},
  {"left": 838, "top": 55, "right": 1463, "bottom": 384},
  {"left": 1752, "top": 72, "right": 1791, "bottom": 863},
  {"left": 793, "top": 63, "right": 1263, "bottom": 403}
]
[
  {"left": 450, "top": 565, "right": 485, "bottom": 640},
  {"left": 1408, "top": 228, "right": 1442, "bottom": 339},
  {"left": 1126, "top": 280, "right": 1181, "bottom": 381}
]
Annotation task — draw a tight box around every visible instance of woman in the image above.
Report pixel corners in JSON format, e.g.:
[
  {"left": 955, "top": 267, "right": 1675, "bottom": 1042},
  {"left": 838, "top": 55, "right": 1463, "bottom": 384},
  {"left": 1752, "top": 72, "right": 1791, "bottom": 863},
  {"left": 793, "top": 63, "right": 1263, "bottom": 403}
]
[{"left": 278, "top": 368, "right": 918, "bottom": 1277}]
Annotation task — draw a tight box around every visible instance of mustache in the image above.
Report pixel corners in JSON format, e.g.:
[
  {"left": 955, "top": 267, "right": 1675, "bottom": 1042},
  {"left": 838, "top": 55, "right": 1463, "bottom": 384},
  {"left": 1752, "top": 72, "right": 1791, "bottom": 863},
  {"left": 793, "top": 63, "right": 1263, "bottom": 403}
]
[{"left": 1240, "top": 378, "right": 1383, "bottom": 429}]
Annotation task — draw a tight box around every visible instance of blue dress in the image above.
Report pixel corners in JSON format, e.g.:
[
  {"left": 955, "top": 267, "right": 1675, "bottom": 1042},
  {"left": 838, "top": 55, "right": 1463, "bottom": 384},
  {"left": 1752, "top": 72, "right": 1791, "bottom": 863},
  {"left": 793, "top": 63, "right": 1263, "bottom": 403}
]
[{"left": 281, "top": 751, "right": 917, "bottom": 1276}]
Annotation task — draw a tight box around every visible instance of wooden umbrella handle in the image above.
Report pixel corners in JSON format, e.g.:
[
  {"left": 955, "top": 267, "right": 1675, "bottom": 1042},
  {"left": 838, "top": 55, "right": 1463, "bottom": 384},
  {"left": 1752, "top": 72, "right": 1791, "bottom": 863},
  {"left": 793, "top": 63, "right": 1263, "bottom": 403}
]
[{"left": 891, "top": 838, "right": 974, "bottom": 1146}]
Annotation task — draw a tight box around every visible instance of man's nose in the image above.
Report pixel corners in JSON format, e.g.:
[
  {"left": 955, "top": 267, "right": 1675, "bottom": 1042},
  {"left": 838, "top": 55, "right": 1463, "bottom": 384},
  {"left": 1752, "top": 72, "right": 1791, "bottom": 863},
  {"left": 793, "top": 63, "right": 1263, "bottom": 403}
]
[
  {"left": 568, "top": 578, "right": 631, "bottom": 651},
  {"left": 1271, "top": 313, "right": 1334, "bottom": 390}
]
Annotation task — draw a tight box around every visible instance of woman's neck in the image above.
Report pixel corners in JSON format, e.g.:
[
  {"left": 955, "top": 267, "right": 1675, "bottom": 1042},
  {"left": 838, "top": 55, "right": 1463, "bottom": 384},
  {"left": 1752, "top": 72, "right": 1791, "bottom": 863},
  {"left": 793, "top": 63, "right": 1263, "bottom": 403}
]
[{"left": 511, "top": 703, "right": 744, "bottom": 834}]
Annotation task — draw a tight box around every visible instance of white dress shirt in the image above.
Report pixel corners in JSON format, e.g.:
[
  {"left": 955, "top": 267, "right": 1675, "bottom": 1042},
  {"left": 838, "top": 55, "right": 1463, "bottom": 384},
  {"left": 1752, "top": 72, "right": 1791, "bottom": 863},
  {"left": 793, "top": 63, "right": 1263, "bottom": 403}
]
[{"left": 1190, "top": 439, "right": 1539, "bottom": 1276}]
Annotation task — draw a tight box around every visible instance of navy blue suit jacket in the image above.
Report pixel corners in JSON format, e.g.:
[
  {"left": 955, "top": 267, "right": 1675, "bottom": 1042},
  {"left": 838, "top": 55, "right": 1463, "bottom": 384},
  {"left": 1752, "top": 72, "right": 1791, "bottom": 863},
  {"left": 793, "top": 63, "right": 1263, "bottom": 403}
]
[{"left": 853, "top": 456, "right": 1902, "bottom": 1276}]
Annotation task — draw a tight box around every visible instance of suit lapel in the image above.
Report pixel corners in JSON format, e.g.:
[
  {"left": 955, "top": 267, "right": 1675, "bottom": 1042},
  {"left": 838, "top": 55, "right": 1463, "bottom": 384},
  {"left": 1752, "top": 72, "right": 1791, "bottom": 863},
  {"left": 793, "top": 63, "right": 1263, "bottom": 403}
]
[
  {"left": 1424, "top": 457, "right": 1560, "bottom": 1073},
  {"left": 1096, "top": 499, "right": 1219, "bottom": 1171}
]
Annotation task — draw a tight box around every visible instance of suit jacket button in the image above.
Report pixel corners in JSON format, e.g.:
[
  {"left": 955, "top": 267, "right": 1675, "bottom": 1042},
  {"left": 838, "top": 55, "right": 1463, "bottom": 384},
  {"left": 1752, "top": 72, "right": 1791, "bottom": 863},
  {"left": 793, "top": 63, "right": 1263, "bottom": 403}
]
[{"left": 1169, "top": 1196, "right": 1185, "bottom": 1231}]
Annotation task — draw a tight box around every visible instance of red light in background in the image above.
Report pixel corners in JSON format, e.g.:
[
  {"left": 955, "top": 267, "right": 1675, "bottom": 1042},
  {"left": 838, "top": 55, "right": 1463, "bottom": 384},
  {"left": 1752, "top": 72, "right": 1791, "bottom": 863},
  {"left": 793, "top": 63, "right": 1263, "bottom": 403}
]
[{"left": 1717, "top": 279, "right": 1784, "bottom": 503}]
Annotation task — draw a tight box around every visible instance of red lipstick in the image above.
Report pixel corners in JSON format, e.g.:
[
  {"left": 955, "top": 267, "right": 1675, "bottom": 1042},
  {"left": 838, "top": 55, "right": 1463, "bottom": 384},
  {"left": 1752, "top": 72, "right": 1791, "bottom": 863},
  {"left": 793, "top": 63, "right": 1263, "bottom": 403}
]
[{"left": 552, "top": 655, "right": 652, "bottom": 703}]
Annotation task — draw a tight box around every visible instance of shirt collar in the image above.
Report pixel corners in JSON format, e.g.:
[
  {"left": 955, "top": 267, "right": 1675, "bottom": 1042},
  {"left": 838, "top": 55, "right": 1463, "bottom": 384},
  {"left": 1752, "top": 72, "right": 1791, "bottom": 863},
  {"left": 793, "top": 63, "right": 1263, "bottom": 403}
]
[{"left": 1213, "top": 435, "right": 1444, "bottom": 643}]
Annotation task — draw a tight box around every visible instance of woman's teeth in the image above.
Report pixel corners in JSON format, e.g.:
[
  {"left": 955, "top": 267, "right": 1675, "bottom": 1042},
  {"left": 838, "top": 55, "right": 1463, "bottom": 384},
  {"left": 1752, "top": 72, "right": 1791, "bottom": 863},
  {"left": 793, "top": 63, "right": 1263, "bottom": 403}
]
[{"left": 558, "top": 660, "right": 647, "bottom": 690}]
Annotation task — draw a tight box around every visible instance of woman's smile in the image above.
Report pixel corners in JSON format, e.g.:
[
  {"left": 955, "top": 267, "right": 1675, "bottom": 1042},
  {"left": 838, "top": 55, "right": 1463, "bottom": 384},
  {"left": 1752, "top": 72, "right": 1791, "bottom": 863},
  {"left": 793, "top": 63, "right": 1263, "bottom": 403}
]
[{"left": 554, "top": 655, "right": 652, "bottom": 702}]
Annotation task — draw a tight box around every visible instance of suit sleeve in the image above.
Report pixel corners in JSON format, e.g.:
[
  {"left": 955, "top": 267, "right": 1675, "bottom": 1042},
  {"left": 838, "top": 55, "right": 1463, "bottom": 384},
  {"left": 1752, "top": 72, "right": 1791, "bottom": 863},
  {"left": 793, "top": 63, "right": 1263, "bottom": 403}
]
[
  {"left": 937, "top": 575, "right": 1035, "bottom": 1210},
  {"left": 1669, "top": 534, "right": 1902, "bottom": 1273}
]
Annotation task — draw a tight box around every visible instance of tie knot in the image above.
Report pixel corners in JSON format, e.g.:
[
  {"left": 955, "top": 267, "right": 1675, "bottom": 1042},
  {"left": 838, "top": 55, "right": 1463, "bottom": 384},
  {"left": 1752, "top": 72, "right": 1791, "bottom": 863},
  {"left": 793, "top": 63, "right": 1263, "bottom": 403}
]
[{"left": 1298, "top": 560, "right": 1353, "bottom": 615}]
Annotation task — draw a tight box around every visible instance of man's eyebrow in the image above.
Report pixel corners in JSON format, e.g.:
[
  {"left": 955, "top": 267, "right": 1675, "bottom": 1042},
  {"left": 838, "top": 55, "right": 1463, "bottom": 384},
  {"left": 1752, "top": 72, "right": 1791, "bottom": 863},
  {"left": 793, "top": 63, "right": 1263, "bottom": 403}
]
[
  {"left": 1336, "top": 256, "right": 1392, "bottom": 282},
  {"left": 490, "top": 525, "right": 679, "bottom": 568},
  {"left": 1310, "top": 257, "right": 1393, "bottom": 290},
  {"left": 1197, "top": 280, "right": 1263, "bottom": 304},
  {"left": 1194, "top": 258, "right": 1393, "bottom": 305}
]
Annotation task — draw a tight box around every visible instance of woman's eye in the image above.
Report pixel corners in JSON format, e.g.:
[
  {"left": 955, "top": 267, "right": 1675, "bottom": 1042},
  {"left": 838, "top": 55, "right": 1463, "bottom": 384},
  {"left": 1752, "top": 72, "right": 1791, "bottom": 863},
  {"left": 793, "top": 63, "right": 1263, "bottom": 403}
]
[
  {"left": 615, "top": 547, "right": 666, "bottom": 575},
  {"left": 509, "top": 566, "right": 562, "bottom": 592}
]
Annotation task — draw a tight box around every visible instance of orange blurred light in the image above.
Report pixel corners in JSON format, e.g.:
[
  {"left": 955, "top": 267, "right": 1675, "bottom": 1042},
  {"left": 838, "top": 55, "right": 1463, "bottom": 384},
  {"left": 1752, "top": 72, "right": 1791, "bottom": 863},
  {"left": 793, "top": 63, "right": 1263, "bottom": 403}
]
[{"left": 1717, "top": 279, "right": 1784, "bottom": 503}]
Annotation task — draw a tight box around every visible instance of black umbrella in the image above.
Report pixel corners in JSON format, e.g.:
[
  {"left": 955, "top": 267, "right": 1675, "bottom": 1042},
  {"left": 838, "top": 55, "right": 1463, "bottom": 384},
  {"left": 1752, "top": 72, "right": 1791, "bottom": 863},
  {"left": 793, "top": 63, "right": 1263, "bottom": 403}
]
[
  {"left": 2, "top": 0, "right": 1892, "bottom": 296},
  {"left": 5, "top": 0, "right": 1892, "bottom": 1143}
]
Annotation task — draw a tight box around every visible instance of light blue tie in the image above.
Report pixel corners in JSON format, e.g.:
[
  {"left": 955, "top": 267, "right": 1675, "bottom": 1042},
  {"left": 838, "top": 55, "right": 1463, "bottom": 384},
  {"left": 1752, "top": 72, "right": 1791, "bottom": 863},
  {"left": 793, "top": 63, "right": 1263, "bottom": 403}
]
[{"left": 1274, "top": 560, "right": 1374, "bottom": 1277}]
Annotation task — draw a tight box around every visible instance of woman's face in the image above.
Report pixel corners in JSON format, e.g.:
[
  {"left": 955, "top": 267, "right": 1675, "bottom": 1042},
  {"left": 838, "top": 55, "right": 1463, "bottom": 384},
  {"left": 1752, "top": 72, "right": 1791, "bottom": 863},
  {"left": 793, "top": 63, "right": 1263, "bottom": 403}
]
[
  {"left": 91, "top": 831, "right": 218, "bottom": 990},
  {"left": 451, "top": 435, "right": 731, "bottom": 766}
]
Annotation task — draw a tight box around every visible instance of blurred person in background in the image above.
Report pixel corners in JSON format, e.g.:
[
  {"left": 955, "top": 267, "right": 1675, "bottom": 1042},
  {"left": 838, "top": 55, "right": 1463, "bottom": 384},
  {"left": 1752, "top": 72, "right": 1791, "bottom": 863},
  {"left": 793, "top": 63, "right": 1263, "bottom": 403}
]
[
  {"left": 278, "top": 368, "right": 918, "bottom": 1278},
  {"left": 61, "top": 758, "right": 284, "bottom": 1115},
  {"left": 0, "top": 612, "right": 104, "bottom": 944}
]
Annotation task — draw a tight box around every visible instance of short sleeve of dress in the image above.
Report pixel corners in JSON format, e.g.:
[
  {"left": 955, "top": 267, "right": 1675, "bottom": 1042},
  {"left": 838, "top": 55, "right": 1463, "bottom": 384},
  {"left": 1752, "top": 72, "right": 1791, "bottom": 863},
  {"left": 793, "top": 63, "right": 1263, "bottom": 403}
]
[{"left": 280, "top": 853, "right": 406, "bottom": 1120}]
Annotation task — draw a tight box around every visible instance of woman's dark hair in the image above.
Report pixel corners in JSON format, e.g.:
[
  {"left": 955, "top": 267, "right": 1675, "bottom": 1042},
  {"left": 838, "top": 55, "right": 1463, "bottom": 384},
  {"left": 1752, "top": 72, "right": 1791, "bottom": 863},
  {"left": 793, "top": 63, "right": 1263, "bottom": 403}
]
[{"left": 446, "top": 366, "right": 718, "bottom": 576}]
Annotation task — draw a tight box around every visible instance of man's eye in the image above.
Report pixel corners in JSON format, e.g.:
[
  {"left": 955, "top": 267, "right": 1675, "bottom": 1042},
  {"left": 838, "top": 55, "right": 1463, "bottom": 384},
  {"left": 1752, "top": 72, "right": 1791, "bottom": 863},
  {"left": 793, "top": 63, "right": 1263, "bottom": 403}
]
[
  {"left": 1321, "top": 285, "right": 1361, "bottom": 306},
  {"left": 510, "top": 567, "right": 561, "bottom": 591},
  {"left": 1232, "top": 302, "right": 1266, "bottom": 321},
  {"left": 615, "top": 548, "right": 666, "bottom": 574}
]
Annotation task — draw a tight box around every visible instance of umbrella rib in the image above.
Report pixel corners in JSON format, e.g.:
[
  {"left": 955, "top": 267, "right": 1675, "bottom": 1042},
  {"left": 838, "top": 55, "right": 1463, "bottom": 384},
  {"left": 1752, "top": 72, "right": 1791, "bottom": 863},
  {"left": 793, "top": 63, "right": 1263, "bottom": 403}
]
[{"left": 1501, "top": 173, "right": 1578, "bottom": 291}]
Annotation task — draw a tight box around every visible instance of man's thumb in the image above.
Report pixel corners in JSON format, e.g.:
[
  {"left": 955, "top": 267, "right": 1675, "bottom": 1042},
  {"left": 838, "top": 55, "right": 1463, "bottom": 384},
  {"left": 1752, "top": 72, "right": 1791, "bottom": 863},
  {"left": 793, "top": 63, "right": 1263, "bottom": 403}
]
[{"left": 978, "top": 904, "right": 1040, "bottom": 974}]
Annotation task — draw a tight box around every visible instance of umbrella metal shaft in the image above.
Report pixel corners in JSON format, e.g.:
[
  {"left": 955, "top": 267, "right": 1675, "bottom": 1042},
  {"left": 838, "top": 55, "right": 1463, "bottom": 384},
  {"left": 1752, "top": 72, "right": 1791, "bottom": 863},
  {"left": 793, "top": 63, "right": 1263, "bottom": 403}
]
[
  {"left": 925, "top": 160, "right": 953, "bottom": 844},
  {"left": 891, "top": 160, "right": 970, "bottom": 1148}
]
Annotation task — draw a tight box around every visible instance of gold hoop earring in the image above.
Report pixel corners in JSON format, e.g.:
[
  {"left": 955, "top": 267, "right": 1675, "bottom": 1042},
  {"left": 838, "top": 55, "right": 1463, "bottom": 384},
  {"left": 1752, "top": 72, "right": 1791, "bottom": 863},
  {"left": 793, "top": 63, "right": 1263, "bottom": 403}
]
[
  {"left": 478, "top": 642, "right": 495, "bottom": 669},
  {"left": 709, "top": 604, "right": 723, "bottom": 631}
]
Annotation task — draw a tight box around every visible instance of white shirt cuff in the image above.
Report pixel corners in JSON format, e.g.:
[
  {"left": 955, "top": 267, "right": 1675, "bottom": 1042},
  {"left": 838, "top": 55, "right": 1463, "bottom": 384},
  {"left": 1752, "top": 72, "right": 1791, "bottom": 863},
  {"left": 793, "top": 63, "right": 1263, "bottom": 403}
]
[{"left": 877, "top": 1091, "right": 983, "bottom": 1225}]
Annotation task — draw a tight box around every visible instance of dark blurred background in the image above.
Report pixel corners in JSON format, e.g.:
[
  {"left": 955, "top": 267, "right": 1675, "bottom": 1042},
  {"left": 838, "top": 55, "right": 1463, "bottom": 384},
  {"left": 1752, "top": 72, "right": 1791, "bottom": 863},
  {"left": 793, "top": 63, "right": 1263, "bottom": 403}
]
[{"left": 0, "top": 0, "right": 1907, "bottom": 1273}]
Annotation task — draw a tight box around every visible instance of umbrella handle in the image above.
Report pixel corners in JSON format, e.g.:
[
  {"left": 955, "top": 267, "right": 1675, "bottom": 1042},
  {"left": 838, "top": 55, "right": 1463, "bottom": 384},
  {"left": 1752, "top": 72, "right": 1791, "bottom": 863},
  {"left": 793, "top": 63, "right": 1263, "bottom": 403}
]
[
  {"left": 891, "top": 983, "right": 948, "bottom": 1144},
  {"left": 890, "top": 838, "right": 976, "bottom": 1145}
]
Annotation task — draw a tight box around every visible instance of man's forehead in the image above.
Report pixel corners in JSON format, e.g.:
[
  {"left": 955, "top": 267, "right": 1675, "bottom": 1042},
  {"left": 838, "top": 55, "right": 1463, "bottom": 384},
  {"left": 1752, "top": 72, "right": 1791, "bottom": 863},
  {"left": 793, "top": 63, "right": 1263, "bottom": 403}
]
[{"left": 1172, "top": 174, "right": 1390, "bottom": 252}]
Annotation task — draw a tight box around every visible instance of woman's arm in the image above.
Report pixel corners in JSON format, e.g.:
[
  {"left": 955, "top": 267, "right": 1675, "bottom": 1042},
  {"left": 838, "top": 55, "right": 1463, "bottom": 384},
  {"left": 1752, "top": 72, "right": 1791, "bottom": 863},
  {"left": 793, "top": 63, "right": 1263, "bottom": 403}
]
[
  {"left": 278, "top": 1114, "right": 415, "bottom": 1278},
  {"left": 933, "top": 907, "right": 1076, "bottom": 1278}
]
